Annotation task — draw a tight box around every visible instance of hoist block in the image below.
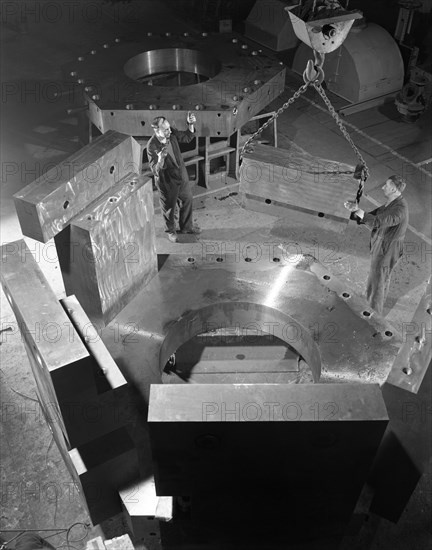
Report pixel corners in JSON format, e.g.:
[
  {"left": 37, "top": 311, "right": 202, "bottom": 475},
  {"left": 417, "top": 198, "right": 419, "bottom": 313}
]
[
  {"left": 239, "top": 143, "right": 355, "bottom": 224},
  {"left": 285, "top": 6, "right": 363, "bottom": 54}
]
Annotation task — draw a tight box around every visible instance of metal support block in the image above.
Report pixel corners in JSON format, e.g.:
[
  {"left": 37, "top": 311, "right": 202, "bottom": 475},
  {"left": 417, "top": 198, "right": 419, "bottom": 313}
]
[
  {"left": 386, "top": 275, "right": 431, "bottom": 394},
  {"left": 1, "top": 240, "right": 101, "bottom": 443},
  {"left": 69, "top": 427, "right": 140, "bottom": 525},
  {"left": 55, "top": 175, "right": 157, "bottom": 326},
  {"left": 148, "top": 384, "right": 388, "bottom": 518},
  {"left": 0, "top": 241, "right": 137, "bottom": 448},
  {"left": 240, "top": 143, "right": 355, "bottom": 224},
  {"left": 13, "top": 131, "right": 141, "bottom": 242},
  {"left": 120, "top": 477, "right": 173, "bottom": 539}
]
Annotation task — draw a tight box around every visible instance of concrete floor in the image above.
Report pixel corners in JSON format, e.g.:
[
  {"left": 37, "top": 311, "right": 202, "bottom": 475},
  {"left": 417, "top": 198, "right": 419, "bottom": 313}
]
[{"left": 0, "top": 1, "right": 431, "bottom": 549}]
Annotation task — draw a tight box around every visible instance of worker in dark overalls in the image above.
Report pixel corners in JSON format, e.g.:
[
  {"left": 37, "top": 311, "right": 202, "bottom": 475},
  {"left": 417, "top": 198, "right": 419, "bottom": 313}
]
[
  {"left": 147, "top": 112, "right": 201, "bottom": 243},
  {"left": 344, "top": 175, "right": 409, "bottom": 315}
]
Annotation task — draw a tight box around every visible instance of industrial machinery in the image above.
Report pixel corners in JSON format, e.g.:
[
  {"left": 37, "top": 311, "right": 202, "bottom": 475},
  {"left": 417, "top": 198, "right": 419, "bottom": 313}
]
[{"left": 2, "top": 5, "right": 431, "bottom": 548}]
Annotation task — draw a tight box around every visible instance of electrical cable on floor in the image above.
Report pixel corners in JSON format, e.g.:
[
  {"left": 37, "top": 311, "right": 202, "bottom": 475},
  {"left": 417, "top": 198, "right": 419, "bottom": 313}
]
[
  {"left": 0, "top": 368, "right": 39, "bottom": 403},
  {"left": 0, "top": 523, "right": 91, "bottom": 550}
]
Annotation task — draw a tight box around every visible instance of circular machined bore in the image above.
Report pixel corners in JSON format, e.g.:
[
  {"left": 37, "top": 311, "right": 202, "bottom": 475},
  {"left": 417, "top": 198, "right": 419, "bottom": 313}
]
[
  {"left": 159, "top": 302, "right": 322, "bottom": 383},
  {"left": 124, "top": 48, "right": 221, "bottom": 85}
]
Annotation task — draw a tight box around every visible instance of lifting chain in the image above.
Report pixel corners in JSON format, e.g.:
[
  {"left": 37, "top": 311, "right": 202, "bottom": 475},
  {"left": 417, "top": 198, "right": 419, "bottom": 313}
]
[{"left": 240, "top": 49, "right": 370, "bottom": 205}]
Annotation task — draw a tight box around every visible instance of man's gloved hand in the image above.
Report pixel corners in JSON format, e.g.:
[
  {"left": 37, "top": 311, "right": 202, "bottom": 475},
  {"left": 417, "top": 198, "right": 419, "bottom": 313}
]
[
  {"left": 344, "top": 200, "right": 359, "bottom": 212},
  {"left": 187, "top": 111, "right": 196, "bottom": 125},
  {"left": 354, "top": 163, "right": 367, "bottom": 181}
]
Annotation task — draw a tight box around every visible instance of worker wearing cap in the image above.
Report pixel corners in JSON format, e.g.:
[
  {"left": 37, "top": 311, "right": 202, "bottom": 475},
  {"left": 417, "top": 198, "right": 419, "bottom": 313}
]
[
  {"left": 147, "top": 112, "right": 201, "bottom": 243},
  {"left": 344, "top": 175, "right": 409, "bottom": 315}
]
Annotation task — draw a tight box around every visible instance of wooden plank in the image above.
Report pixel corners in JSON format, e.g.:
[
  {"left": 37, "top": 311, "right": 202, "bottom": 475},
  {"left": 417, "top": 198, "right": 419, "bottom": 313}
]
[
  {"left": 354, "top": 120, "right": 423, "bottom": 158},
  {"left": 240, "top": 144, "right": 355, "bottom": 221},
  {"left": 55, "top": 175, "right": 157, "bottom": 327},
  {"left": 344, "top": 104, "right": 400, "bottom": 129},
  {"left": 120, "top": 477, "right": 172, "bottom": 538},
  {"left": 13, "top": 130, "right": 142, "bottom": 242},
  {"left": 69, "top": 427, "right": 139, "bottom": 525},
  {"left": 376, "top": 139, "right": 432, "bottom": 165}
]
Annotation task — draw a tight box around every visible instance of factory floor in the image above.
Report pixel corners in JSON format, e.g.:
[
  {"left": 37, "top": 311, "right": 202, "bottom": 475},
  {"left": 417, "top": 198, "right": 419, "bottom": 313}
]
[{"left": 0, "top": 1, "right": 431, "bottom": 550}]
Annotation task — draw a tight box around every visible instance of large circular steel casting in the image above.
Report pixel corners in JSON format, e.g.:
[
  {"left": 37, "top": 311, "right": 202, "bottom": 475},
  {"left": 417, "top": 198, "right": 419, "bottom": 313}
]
[{"left": 63, "top": 32, "right": 286, "bottom": 136}]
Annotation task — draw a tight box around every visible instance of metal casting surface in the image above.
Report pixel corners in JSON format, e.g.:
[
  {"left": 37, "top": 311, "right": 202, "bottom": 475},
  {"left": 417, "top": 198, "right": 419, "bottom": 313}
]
[
  {"left": 63, "top": 33, "right": 286, "bottom": 137},
  {"left": 240, "top": 143, "right": 356, "bottom": 223},
  {"left": 13, "top": 131, "right": 141, "bottom": 242},
  {"left": 386, "top": 275, "right": 432, "bottom": 393},
  {"left": 55, "top": 175, "right": 157, "bottom": 326},
  {"left": 149, "top": 383, "right": 388, "bottom": 497},
  {"left": 100, "top": 250, "right": 402, "bottom": 403}
]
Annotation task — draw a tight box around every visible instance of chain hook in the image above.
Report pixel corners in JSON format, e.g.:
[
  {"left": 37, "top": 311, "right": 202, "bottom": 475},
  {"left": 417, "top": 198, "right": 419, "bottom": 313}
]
[{"left": 303, "top": 50, "right": 325, "bottom": 85}]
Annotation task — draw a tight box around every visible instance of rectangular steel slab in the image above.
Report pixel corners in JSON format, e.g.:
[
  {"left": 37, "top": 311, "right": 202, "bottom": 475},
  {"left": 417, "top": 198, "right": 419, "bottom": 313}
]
[
  {"left": 1, "top": 241, "right": 99, "bottom": 418},
  {"left": 240, "top": 143, "right": 356, "bottom": 223},
  {"left": 55, "top": 174, "right": 157, "bottom": 326},
  {"left": 148, "top": 383, "right": 388, "bottom": 501},
  {"left": 0, "top": 241, "right": 136, "bottom": 448},
  {"left": 13, "top": 131, "right": 141, "bottom": 242}
]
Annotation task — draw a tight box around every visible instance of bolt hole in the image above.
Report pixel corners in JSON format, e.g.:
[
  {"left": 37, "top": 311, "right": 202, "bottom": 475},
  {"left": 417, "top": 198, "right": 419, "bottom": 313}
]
[
  {"left": 323, "top": 275, "right": 330, "bottom": 280},
  {"left": 384, "top": 330, "right": 393, "bottom": 337},
  {"left": 318, "top": 212, "right": 325, "bottom": 217},
  {"left": 63, "top": 201, "right": 69, "bottom": 209},
  {"left": 216, "top": 257, "right": 223, "bottom": 262},
  {"left": 109, "top": 197, "right": 118, "bottom": 203},
  {"left": 363, "top": 311, "right": 371, "bottom": 317},
  {"left": 342, "top": 292, "right": 350, "bottom": 298},
  {"left": 217, "top": 113, "right": 221, "bottom": 117},
  {"left": 272, "top": 257, "right": 280, "bottom": 262},
  {"left": 217, "top": 131, "right": 221, "bottom": 135},
  {"left": 129, "top": 180, "right": 137, "bottom": 186},
  {"left": 402, "top": 367, "right": 412, "bottom": 375},
  {"left": 141, "top": 121, "right": 145, "bottom": 126},
  {"left": 87, "top": 215, "right": 93, "bottom": 221},
  {"left": 265, "top": 199, "right": 271, "bottom": 204},
  {"left": 236, "top": 354, "right": 245, "bottom": 360},
  {"left": 187, "top": 257, "right": 195, "bottom": 263},
  {"left": 110, "top": 112, "right": 114, "bottom": 116},
  {"left": 109, "top": 166, "right": 115, "bottom": 174},
  {"left": 244, "top": 257, "right": 252, "bottom": 262}
]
